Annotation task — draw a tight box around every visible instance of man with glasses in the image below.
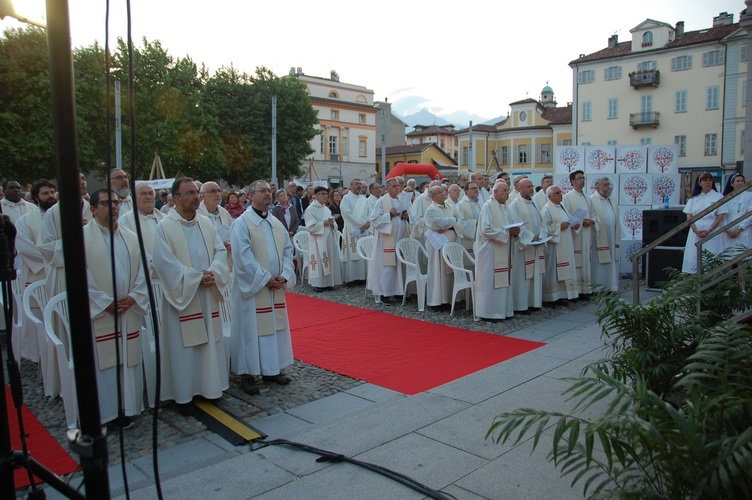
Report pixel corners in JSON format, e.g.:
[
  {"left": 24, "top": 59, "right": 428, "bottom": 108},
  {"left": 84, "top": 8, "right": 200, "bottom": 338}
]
[
  {"left": 153, "top": 177, "right": 230, "bottom": 415},
  {"left": 303, "top": 186, "right": 343, "bottom": 292},
  {"left": 109, "top": 168, "right": 133, "bottom": 214},
  {"left": 563, "top": 170, "right": 594, "bottom": 297},
  {"left": 199, "top": 181, "right": 233, "bottom": 265},
  {"left": 509, "top": 178, "right": 547, "bottom": 312},
  {"left": 425, "top": 185, "right": 463, "bottom": 309},
  {"left": 84, "top": 188, "right": 148, "bottom": 429},
  {"left": 457, "top": 182, "right": 482, "bottom": 265},
  {"left": 119, "top": 183, "right": 165, "bottom": 275},
  {"left": 589, "top": 177, "right": 620, "bottom": 292},
  {"left": 230, "top": 180, "right": 295, "bottom": 393},
  {"left": 542, "top": 185, "right": 579, "bottom": 302}
]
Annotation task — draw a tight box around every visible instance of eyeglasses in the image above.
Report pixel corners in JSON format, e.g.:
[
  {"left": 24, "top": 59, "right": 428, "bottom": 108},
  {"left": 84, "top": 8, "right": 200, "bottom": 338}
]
[
  {"left": 255, "top": 188, "right": 272, "bottom": 194},
  {"left": 574, "top": 177, "right": 585, "bottom": 181},
  {"left": 203, "top": 189, "right": 221, "bottom": 194},
  {"left": 550, "top": 191, "right": 562, "bottom": 195},
  {"left": 176, "top": 190, "right": 197, "bottom": 197},
  {"left": 97, "top": 200, "right": 121, "bottom": 207},
  {"left": 110, "top": 175, "right": 128, "bottom": 181}
]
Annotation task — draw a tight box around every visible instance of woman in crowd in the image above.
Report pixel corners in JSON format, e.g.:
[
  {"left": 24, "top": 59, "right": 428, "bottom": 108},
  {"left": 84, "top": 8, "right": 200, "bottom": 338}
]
[
  {"left": 721, "top": 173, "right": 752, "bottom": 258},
  {"left": 681, "top": 172, "right": 728, "bottom": 273},
  {"left": 328, "top": 189, "right": 345, "bottom": 233},
  {"left": 271, "top": 188, "right": 300, "bottom": 239},
  {"left": 224, "top": 191, "right": 245, "bottom": 218}
]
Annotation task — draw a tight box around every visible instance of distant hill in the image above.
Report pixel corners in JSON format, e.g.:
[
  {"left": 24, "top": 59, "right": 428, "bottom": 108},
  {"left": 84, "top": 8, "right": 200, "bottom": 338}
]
[{"left": 397, "top": 108, "right": 493, "bottom": 131}]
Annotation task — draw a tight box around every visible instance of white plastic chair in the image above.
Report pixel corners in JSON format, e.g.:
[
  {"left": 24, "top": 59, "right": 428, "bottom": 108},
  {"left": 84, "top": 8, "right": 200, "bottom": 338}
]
[
  {"left": 142, "top": 280, "right": 163, "bottom": 407},
  {"left": 356, "top": 236, "right": 375, "bottom": 300},
  {"left": 23, "top": 281, "right": 50, "bottom": 391},
  {"left": 441, "top": 242, "right": 477, "bottom": 320},
  {"left": 3, "top": 279, "right": 25, "bottom": 362},
  {"left": 396, "top": 238, "right": 429, "bottom": 312},
  {"left": 293, "top": 231, "right": 310, "bottom": 281},
  {"left": 43, "top": 293, "right": 78, "bottom": 429}
]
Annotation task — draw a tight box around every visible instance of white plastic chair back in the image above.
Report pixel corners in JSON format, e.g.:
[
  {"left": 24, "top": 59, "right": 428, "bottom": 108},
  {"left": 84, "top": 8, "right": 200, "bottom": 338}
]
[
  {"left": 293, "top": 231, "right": 310, "bottom": 281},
  {"left": 43, "top": 293, "right": 78, "bottom": 429},
  {"left": 6, "top": 279, "right": 24, "bottom": 361},
  {"left": 23, "top": 281, "right": 51, "bottom": 391},
  {"left": 441, "top": 242, "right": 477, "bottom": 319},
  {"left": 396, "top": 238, "right": 429, "bottom": 312},
  {"left": 356, "top": 236, "right": 375, "bottom": 299},
  {"left": 220, "top": 276, "right": 233, "bottom": 370}
]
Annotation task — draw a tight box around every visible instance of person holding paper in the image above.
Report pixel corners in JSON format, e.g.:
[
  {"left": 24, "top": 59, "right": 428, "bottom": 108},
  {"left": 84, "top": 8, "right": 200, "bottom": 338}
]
[
  {"left": 340, "top": 179, "right": 371, "bottom": 284},
  {"left": 304, "top": 186, "right": 343, "bottom": 292},
  {"left": 562, "top": 170, "right": 594, "bottom": 296},
  {"left": 475, "top": 181, "right": 519, "bottom": 320},
  {"left": 589, "top": 177, "right": 620, "bottom": 292},
  {"left": 509, "top": 179, "right": 547, "bottom": 311},
  {"left": 541, "top": 185, "right": 580, "bottom": 302},
  {"left": 366, "top": 178, "right": 410, "bottom": 305},
  {"left": 424, "top": 185, "right": 463, "bottom": 309}
]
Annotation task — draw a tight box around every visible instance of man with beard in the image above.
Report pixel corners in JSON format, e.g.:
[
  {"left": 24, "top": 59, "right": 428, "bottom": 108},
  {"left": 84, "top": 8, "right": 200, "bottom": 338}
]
[
  {"left": 303, "top": 186, "right": 343, "bottom": 292},
  {"left": 109, "top": 168, "right": 133, "bottom": 214},
  {"left": 153, "top": 177, "right": 230, "bottom": 415},
  {"left": 1, "top": 180, "right": 31, "bottom": 223},
  {"left": 340, "top": 179, "right": 371, "bottom": 284},
  {"left": 589, "top": 177, "right": 620, "bottom": 292},
  {"left": 509, "top": 178, "right": 547, "bottom": 311},
  {"left": 562, "top": 170, "right": 594, "bottom": 296}
]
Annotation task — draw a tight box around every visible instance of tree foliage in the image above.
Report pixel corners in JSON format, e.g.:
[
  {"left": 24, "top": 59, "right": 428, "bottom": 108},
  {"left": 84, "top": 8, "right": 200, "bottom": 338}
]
[{"left": 0, "top": 27, "right": 318, "bottom": 186}]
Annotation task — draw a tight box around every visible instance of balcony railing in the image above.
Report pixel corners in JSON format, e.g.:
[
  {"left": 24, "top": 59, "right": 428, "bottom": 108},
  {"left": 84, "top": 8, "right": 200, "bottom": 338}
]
[
  {"left": 629, "top": 69, "right": 660, "bottom": 88},
  {"left": 629, "top": 111, "right": 660, "bottom": 128}
]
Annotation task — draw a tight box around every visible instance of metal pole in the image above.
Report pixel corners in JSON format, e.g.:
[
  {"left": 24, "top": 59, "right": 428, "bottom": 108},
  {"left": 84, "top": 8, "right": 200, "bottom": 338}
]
[
  {"left": 115, "top": 80, "right": 122, "bottom": 170},
  {"left": 271, "top": 95, "right": 277, "bottom": 186},
  {"left": 45, "top": 0, "right": 110, "bottom": 496},
  {"left": 380, "top": 108, "right": 386, "bottom": 185},
  {"left": 741, "top": 2, "right": 752, "bottom": 181},
  {"left": 468, "top": 121, "right": 473, "bottom": 172}
]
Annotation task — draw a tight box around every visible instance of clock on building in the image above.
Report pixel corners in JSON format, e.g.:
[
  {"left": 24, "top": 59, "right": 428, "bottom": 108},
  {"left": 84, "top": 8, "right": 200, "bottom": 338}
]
[{"left": 519, "top": 111, "right": 527, "bottom": 122}]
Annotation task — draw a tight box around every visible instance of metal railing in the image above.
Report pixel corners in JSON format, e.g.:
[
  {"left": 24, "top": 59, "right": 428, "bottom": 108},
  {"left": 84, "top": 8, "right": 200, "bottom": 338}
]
[
  {"left": 629, "top": 112, "right": 660, "bottom": 128},
  {"left": 631, "top": 179, "right": 752, "bottom": 320}
]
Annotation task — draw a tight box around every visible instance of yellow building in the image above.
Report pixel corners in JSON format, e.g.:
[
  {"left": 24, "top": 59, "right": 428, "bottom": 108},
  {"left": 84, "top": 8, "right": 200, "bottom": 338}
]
[{"left": 455, "top": 86, "right": 572, "bottom": 175}]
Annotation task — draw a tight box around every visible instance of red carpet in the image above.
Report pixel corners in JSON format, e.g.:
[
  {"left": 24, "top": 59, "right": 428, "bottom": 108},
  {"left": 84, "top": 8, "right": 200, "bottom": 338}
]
[
  {"left": 288, "top": 294, "right": 545, "bottom": 395},
  {"left": 5, "top": 385, "right": 80, "bottom": 489}
]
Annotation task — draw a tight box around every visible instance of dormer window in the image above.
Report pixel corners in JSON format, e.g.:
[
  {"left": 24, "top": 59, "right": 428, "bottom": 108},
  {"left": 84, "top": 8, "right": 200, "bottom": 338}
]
[
  {"left": 328, "top": 91, "right": 339, "bottom": 99},
  {"left": 642, "top": 31, "right": 653, "bottom": 48}
]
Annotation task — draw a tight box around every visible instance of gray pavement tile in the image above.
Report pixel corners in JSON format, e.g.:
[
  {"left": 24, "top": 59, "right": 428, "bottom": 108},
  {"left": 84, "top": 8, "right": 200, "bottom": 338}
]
[
  {"left": 354, "top": 433, "right": 488, "bottom": 490},
  {"left": 204, "top": 432, "right": 253, "bottom": 455},
  {"left": 285, "top": 393, "right": 471, "bottom": 457},
  {"left": 121, "top": 452, "right": 296, "bottom": 500},
  {"left": 556, "top": 308, "right": 600, "bottom": 324},
  {"left": 454, "top": 434, "right": 585, "bottom": 500},
  {"left": 129, "top": 437, "right": 229, "bottom": 478},
  {"left": 428, "top": 352, "right": 572, "bottom": 404},
  {"left": 478, "top": 375, "right": 575, "bottom": 416},
  {"left": 250, "top": 441, "right": 335, "bottom": 477},
  {"left": 286, "top": 392, "right": 377, "bottom": 424},
  {"left": 439, "top": 484, "right": 490, "bottom": 499},
  {"left": 251, "top": 412, "right": 313, "bottom": 440},
  {"left": 344, "top": 383, "right": 404, "bottom": 403},
  {"left": 507, "top": 317, "right": 582, "bottom": 342}
]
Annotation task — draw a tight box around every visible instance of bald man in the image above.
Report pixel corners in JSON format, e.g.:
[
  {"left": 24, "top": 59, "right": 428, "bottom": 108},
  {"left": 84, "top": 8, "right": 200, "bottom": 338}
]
[{"left": 109, "top": 168, "right": 133, "bottom": 214}]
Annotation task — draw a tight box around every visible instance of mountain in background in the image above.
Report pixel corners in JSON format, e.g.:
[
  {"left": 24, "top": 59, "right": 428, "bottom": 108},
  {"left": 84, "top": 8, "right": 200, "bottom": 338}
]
[{"left": 397, "top": 108, "right": 505, "bottom": 131}]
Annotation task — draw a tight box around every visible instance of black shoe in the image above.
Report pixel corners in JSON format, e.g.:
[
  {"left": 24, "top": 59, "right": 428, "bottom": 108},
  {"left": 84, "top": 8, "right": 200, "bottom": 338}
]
[
  {"left": 313, "top": 287, "right": 326, "bottom": 293},
  {"left": 240, "top": 377, "right": 260, "bottom": 395},
  {"left": 108, "top": 415, "right": 134, "bottom": 430},
  {"left": 326, "top": 286, "right": 334, "bottom": 291},
  {"left": 380, "top": 296, "right": 394, "bottom": 305},
  {"left": 177, "top": 402, "right": 195, "bottom": 416},
  {"left": 262, "top": 373, "right": 291, "bottom": 385}
]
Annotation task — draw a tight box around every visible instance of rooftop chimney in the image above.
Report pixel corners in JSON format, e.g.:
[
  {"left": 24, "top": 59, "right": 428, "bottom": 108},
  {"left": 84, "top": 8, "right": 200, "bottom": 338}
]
[
  {"left": 296, "top": 67, "right": 303, "bottom": 76},
  {"left": 608, "top": 34, "right": 618, "bottom": 49},
  {"left": 675, "top": 21, "right": 684, "bottom": 38},
  {"left": 713, "top": 12, "right": 734, "bottom": 27},
  {"left": 289, "top": 67, "right": 296, "bottom": 76}
]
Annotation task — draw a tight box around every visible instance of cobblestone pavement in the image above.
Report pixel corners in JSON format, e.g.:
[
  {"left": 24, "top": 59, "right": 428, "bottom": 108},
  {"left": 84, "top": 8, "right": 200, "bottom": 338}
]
[{"left": 1, "top": 278, "right": 635, "bottom": 467}]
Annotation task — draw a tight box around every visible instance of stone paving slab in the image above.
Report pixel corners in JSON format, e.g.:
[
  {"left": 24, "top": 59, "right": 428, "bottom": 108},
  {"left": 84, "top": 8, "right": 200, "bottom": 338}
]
[{"left": 286, "top": 391, "right": 378, "bottom": 424}]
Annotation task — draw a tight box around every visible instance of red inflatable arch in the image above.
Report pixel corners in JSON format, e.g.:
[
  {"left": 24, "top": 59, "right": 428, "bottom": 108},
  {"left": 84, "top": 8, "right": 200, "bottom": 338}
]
[{"left": 386, "top": 163, "right": 444, "bottom": 180}]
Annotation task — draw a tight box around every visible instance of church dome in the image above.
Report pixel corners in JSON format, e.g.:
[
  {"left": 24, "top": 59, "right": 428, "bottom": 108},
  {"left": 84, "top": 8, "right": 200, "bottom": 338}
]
[{"left": 542, "top": 85, "right": 553, "bottom": 94}]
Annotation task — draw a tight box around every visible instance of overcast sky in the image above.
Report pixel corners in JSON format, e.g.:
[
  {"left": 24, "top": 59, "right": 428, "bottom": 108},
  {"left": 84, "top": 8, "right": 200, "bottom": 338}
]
[{"left": 1, "top": 0, "right": 744, "bottom": 120}]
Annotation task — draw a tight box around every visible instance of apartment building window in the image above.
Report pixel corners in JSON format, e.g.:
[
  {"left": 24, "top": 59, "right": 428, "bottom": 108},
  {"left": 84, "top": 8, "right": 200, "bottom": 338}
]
[
  {"left": 319, "top": 135, "right": 324, "bottom": 154},
  {"left": 642, "top": 31, "right": 653, "bottom": 47},
  {"left": 462, "top": 146, "right": 469, "bottom": 165},
  {"left": 358, "top": 138, "right": 367, "bottom": 157},
  {"left": 702, "top": 50, "right": 724, "bottom": 67},
  {"left": 358, "top": 113, "right": 366, "bottom": 124},
  {"left": 742, "top": 45, "right": 748, "bottom": 62},
  {"left": 330, "top": 110, "right": 339, "bottom": 120},
  {"left": 637, "top": 60, "right": 656, "bottom": 72},
  {"left": 578, "top": 70, "right": 594, "bottom": 84},
  {"left": 704, "top": 134, "right": 717, "bottom": 155},
  {"left": 500, "top": 146, "right": 509, "bottom": 165},
  {"left": 342, "top": 137, "right": 349, "bottom": 156},
  {"left": 516, "top": 145, "right": 529, "bottom": 163},
  {"left": 640, "top": 138, "right": 652, "bottom": 146},
  {"left": 706, "top": 86, "right": 720, "bottom": 109},
  {"left": 582, "top": 101, "right": 592, "bottom": 121},
  {"left": 607, "top": 140, "right": 618, "bottom": 146},
  {"left": 536, "top": 144, "right": 552, "bottom": 163},
  {"left": 674, "top": 135, "right": 686, "bottom": 157},
  {"left": 581, "top": 142, "right": 591, "bottom": 146},
  {"left": 329, "top": 136, "right": 338, "bottom": 156},
  {"left": 675, "top": 90, "right": 687, "bottom": 113},
  {"left": 604, "top": 66, "right": 622, "bottom": 80},
  {"left": 607, "top": 98, "right": 618, "bottom": 119},
  {"left": 671, "top": 55, "right": 692, "bottom": 71},
  {"left": 742, "top": 130, "right": 745, "bottom": 155},
  {"left": 560, "top": 139, "right": 572, "bottom": 146}
]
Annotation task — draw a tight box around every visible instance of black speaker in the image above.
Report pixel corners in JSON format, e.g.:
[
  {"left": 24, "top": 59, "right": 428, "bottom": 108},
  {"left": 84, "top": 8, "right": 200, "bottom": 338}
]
[
  {"left": 646, "top": 247, "right": 684, "bottom": 290},
  {"left": 642, "top": 209, "right": 688, "bottom": 247}
]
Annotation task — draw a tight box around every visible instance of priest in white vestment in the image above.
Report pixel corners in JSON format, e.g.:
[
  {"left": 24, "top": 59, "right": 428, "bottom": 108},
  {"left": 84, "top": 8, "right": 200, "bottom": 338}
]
[
  {"left": 109, "top": 168, "right": 134, "bottom": 215},
  {"left": 303, "top": 186, "right": 343, "bottom": 291},
  {"left": 589, "top": 177, "right": 620, "bottom": 292},
  {"left": 424, "top": 186, "right": 463, "bottom": 307},
  {"left": 542, "top": 186, "right": 580, "bottom": 302},
  {"left": 475, "top": 182, "right": 519, "bottom": 320},
  {"left": 85, "top": 189, "right": 149, "bottom": 429},
  {"left": 199, "top": 181, "right": 233, "bottom": 269},
  {"left": 1, "top": 180, "right": 31, "bottom": 224},
  {"left": 509, "top": 179, "right": 547, "bottom": 311},
  {"left": 15, "top": 180, "right": 57, "bottom": 364},
  {"left": 339, "top": 179, "right": 371, "bottom": 283},
  {"left": 366, "top": 178, "right": 410, "bottom": 304},
  {"left": 119, "top": 182, "right": 165, "bottom": 276},
  {"left": 532, "top": 175, "right": 554, "bottom": 213},
  {"left": 457, "top": 181, "right": 482, "bottom": 261},
  {"left": 366, "top": 182, "right": 382, "bottom": 214},
  {"left": 562, "top": 170, "right": 594, "bottom": 296},
  {"left": 409, "top": 180, "right": 440, "bottom": 243},
  {"left": 230, "top": 181, "right": 295, "bottom": 394},
  {"left": 153, "top": 178, "right": 230, "bottom": 415},
  {"left": 445, "top": 184, "right": 462, "bottom": 209}
]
